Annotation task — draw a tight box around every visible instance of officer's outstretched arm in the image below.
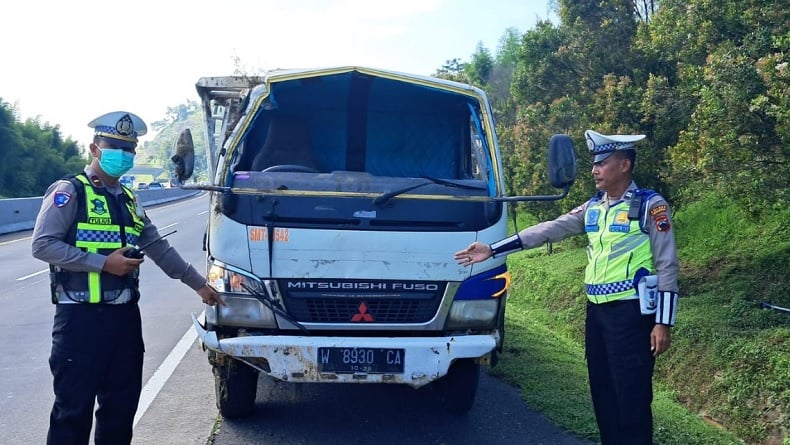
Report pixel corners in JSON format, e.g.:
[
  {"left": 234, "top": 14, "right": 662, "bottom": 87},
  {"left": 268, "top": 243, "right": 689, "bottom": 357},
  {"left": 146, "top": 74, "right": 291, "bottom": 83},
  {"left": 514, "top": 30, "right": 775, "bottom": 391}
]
[{"left": 455, "top": 242, "right": 493, "bottom": 266}]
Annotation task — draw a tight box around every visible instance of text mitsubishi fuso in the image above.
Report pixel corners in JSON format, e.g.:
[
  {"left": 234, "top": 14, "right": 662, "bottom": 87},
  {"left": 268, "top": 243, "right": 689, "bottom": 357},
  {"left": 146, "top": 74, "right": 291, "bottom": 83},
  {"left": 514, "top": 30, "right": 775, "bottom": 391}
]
[{"left": 171, "top": 66, "right": 577, "bottom": 418}]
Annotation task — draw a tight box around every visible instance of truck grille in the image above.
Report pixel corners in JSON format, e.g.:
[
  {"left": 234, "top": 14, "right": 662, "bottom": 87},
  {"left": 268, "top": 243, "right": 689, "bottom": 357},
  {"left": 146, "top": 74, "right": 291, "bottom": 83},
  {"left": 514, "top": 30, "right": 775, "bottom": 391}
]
[{"left": 279, "top": 279, "right": 445, "bottom": 323}]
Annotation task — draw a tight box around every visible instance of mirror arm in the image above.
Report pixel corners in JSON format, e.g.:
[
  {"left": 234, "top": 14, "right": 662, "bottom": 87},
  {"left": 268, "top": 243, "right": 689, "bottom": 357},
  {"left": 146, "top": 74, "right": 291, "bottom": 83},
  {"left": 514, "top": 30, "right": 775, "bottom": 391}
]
[
  {"left": 180, "top": 183, "right": 232, "bottom": 193},
  {"left": 493, "top": 184, "right": 571, "bottom": 202}
]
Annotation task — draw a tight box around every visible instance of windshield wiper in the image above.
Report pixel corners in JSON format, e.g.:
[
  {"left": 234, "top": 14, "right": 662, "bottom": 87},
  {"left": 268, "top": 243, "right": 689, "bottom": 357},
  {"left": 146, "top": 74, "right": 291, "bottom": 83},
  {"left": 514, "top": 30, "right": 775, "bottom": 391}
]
[
  {"left": 240, "top": 283, "right": 309, "bottom": 334},
  {"left": 421, "top": 175, "right": 488, "bottom": 190},
  {"left": 373, "top": 176, "right": 487, "bottom": 206}
]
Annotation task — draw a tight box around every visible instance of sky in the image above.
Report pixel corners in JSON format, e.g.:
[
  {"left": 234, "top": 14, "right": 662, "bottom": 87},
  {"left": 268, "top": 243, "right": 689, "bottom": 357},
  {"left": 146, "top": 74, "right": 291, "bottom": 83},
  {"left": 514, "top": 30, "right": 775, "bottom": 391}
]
[{"left": 2, "top": 0, "right": 554, "bottom": 147}]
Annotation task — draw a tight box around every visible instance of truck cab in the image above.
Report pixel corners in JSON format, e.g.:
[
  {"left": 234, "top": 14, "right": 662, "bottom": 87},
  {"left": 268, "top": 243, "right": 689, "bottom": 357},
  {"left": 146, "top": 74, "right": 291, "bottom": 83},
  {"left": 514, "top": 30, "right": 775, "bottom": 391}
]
[{"left": 173, "top": 66, "right": 576, "bottom": 417}]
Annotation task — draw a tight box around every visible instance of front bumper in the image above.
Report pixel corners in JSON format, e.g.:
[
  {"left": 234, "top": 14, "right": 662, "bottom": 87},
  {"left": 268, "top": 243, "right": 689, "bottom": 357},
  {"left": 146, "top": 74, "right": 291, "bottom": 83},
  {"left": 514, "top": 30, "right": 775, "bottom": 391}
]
[{"left": 192, "top": 314, "right": 498, "bottom": 388}]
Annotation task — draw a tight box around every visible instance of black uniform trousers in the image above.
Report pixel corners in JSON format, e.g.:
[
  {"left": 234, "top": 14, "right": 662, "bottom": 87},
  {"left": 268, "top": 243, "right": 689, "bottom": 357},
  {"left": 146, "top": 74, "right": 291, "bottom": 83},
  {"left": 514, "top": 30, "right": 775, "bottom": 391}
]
[
  {"left": 586, "top": 298, "right": 656, "bottom": 445},
  {"left": 47, "top": 303, "right": 145, "bottom": 445}
]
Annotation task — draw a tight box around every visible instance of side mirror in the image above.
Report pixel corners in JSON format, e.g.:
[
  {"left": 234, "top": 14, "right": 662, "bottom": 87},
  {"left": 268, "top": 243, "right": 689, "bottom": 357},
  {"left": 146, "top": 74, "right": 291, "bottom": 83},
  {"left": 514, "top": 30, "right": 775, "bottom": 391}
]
[
  {"left": 547, "top": 134, "right": 577, "bottom": 189},
  {"left": 171, "top": 129, "right": 195, "bottom": 185},
  {"left": 493, "top": 133, "right": 577, "bottom": 203}
]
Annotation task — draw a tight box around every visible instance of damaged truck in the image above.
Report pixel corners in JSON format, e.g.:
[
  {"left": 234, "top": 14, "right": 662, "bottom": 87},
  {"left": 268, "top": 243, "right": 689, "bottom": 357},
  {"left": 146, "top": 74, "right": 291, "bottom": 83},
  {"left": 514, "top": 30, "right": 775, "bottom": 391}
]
[{"left": 171, "top": 66, "right": 577, "bottom": 418}]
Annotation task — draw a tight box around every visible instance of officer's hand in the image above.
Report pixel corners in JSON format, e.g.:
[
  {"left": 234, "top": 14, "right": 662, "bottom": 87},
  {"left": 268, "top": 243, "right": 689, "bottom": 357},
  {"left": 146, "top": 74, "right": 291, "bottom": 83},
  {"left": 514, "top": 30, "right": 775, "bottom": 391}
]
[
  {"left": 104, "top": 248, "right": 144, "bottom": 276},
  {"left": 651, "top": 324, "right": 671, "bottom": 357},
  {"left": 197, "top": 284, "right": 225, "bottom": 306},
  {"left": 454, "top": 242, "right": 492, "bottom": 266}
]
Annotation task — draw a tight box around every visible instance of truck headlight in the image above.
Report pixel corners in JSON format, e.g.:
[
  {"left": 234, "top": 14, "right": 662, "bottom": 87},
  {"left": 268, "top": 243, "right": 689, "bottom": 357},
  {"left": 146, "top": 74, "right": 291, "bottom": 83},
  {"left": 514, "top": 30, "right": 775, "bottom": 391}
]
[
  {"left": 216, "top": 296, "right": 277, "bottom": 328},
  {"left": 447, "top": 299, "right": 499, "bottom": 328},
  {"left": 447, "top": 264, "right": 510, "bottom": 329},
  {"left": 205, "top": 261, "right": 277, "bottom": 328},
  {"left": 207, "top": 262, "right": 260, "bottom": 294}
]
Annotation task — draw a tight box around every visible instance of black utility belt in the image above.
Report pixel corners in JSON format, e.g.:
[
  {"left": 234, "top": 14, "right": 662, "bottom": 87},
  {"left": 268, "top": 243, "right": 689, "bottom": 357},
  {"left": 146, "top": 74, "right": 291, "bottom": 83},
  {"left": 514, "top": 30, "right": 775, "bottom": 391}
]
[{"left": 53, "top": 288, "right": 136, "bottom": 305}]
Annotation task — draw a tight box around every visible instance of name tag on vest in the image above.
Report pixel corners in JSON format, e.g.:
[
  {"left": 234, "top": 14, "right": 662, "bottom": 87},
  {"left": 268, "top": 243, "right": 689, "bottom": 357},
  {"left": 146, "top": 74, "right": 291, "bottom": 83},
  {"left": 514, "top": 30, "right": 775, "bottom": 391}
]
[{"left": 609, "top": 210, "right": 631, "bottom": 233}]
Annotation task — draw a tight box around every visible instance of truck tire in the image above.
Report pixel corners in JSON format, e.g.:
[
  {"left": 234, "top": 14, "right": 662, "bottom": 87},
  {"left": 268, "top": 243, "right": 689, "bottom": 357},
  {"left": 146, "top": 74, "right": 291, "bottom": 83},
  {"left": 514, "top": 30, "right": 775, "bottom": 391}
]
[
  {"left": 436, "top": 358, "right": 480, "bottom": 415},
  {"left": 213, "top": 357, "right": 259, "bottom": 418}
]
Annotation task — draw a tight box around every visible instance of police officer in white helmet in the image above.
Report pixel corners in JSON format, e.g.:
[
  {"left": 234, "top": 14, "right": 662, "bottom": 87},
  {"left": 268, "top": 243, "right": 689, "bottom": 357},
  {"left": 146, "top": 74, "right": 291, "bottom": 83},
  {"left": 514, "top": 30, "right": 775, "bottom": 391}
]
[
  {"left": 455, "top": 129, "right": 679, "bottom": 445},
  {"left": 32, "top": 111, "right": 224, "bottom": 445}
]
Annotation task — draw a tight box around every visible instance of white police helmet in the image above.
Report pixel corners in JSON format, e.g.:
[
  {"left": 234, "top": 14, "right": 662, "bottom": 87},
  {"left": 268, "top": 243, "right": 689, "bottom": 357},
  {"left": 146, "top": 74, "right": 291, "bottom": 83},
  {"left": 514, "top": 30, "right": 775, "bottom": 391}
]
[
  {"left": 87, "top": 111, "right": 147, "bottom": 149},
  {"left": 585, "top": 129, "right": 645, "bottom": 163}
]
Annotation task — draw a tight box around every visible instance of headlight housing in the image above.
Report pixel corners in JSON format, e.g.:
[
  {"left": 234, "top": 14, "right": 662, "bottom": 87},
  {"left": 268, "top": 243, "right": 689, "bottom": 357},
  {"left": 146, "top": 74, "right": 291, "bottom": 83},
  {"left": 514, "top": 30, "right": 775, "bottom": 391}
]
[
  {"left": 207, "top": 262, "right": 261, "bottom": 294},
  {"left": 447, "top": 299, "right": 500, "bottom": 329},
  {"left": 447, "top": 264, "right": 510, "bottom": 329},
  {"left": 205, "top": 261, "right": 277, "bottom": 328}
]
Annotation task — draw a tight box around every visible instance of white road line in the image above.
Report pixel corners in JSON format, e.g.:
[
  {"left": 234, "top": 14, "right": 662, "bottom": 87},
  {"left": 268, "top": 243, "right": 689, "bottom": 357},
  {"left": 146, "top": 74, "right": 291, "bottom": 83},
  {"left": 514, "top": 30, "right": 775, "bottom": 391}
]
[
  {"left": 16, "top": 269, "right": 48, "bottom": 281},
  {"left": 0, "top": 236, "right": 31, "bottom": 246},
  {"left": 133, "top": 315, "right": 201, "bottom": 428}
]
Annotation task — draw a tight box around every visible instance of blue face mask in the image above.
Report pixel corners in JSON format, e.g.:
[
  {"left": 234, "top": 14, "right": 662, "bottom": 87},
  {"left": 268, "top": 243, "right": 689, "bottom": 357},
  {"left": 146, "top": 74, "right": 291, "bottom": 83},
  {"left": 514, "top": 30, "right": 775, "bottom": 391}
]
[{"left": 99, "top": 148, "right": 135, "bottom": 177}]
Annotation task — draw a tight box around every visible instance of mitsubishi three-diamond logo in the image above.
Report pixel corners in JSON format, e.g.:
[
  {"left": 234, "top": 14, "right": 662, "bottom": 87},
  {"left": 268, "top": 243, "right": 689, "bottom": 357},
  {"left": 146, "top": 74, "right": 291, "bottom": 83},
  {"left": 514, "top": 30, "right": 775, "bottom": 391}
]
[{"left": 351, "top": 302, "right": 374, "bottom": 322}]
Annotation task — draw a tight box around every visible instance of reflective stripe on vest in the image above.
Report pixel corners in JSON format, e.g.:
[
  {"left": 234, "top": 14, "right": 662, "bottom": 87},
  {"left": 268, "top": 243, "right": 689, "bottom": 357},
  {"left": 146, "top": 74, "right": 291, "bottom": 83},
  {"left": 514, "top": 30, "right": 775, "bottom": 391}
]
[
  {"left": 73, "top": 175, "right": 143, "bottom": 303},
  {"left": 583, "top": 197, "right": 653, "bottom": 304}
]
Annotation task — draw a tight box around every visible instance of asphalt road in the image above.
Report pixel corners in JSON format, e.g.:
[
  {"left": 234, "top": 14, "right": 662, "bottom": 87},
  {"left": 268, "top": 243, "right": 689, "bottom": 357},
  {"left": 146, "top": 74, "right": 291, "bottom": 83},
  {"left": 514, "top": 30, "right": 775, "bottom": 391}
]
[
  {"left": 0, "top": 193, "right": 592, "bottom": 445},
  {"left": 0, "top": 194, "right": 215, "bottom": 444},
  {"left": 209, "top": 372, "right": 592, "bottom": 445}
]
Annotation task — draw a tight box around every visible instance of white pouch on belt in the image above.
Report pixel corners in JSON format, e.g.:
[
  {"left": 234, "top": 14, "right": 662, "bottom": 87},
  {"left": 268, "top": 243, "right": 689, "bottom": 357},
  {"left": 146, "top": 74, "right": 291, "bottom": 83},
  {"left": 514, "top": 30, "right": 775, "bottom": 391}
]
[{"left": 637, "top": 275, "right": 658, "bottom": 315}]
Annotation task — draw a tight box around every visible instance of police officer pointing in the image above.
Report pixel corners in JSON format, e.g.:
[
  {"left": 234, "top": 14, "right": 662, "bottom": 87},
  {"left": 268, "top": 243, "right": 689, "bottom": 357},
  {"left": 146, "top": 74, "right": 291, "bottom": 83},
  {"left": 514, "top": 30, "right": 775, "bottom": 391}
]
[
  {"left": 455, "top": 130, "right": 679, "bottom": 445},
  {"left": 32, "top": 111, "right": 223, "bottom": 445}
]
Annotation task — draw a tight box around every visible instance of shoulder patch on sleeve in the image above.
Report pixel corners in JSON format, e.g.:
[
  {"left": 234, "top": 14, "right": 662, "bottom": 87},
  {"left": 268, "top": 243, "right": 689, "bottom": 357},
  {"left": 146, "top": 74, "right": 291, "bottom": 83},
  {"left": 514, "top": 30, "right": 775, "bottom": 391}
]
[
  {"left": 649, "top": 204, "right": 667, "bottom": 216},
  {"left": 568, "top": 204, "right": 585, "bottom": 215},
  {"left": 654, "top": 214, "right": 671, "bottom": 232},
  {"left": 53, "top": 191, "right": 72, "bottom": 208}
]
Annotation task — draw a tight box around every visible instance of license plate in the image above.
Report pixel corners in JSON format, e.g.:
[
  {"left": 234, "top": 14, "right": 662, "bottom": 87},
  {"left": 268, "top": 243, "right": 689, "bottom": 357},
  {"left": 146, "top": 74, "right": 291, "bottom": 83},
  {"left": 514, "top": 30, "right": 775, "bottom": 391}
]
[{"left": 317, "top": 347, "right": 405, "bottom": 373}]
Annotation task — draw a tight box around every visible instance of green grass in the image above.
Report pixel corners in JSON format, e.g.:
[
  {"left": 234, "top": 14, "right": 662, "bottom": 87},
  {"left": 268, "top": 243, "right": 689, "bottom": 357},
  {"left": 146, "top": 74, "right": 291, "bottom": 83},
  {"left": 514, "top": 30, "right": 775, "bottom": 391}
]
[{"left": 491, "top": 193, "right": 789, "bottom": 444}]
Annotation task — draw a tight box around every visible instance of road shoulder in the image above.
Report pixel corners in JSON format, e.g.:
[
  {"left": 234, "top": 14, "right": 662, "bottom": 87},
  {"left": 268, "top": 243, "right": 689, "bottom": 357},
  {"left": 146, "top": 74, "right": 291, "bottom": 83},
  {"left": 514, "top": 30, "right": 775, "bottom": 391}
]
[{"left": 133, "top": 340, "right": 218, "bottom": 445}]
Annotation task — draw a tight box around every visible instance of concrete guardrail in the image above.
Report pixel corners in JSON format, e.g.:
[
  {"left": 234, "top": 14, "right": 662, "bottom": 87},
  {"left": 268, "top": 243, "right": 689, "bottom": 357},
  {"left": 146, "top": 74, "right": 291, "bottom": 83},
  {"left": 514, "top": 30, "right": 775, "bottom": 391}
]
[{"left": 0, "top": 188, "right": 201, "bottom": 235}]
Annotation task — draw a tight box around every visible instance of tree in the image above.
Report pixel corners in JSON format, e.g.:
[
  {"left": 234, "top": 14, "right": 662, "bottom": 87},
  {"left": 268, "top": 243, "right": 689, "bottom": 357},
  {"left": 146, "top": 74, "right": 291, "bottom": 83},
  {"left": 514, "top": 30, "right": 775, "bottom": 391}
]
[
  {"left": 510, "top": 20, "right": 570, "bottom": 105},
  {"left": 433, "top": 58, "right": 469, "bottom": 83},
  {"left": 0, "top": 100, "right": 86, "bottom": 197},
  {"left": 488, "top": 28, "right": 522, "bottom": 128},
  {"left": 0, "top": 100, "right": 25, "bottom": 197},
  {"left": 633, "top": 0, "right": 659, "bottom": 22},
  {"left": 465, "top": 42, "right": 493, "bottom": 87},
  {"left": 640, "top": 0, "right": 790, "bottom": 211}
]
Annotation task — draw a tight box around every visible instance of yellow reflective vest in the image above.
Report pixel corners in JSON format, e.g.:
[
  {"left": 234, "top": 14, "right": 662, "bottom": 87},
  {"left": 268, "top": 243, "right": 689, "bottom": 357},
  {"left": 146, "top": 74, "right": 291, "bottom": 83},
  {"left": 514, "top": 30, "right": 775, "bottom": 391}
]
[
  {"left": 583, "top": 194, "right": 654, "bottom": 304},
  {"left": 60, "top": 174, "right": 145, "bottom": 303}
]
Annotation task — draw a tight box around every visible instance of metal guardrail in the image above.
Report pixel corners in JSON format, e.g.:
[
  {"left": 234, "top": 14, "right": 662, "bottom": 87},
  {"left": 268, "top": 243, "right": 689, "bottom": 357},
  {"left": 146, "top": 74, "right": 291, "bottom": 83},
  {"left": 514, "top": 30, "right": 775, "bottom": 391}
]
[{"left": 0, "top": 188, "right": 200, "bottom": 235}]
